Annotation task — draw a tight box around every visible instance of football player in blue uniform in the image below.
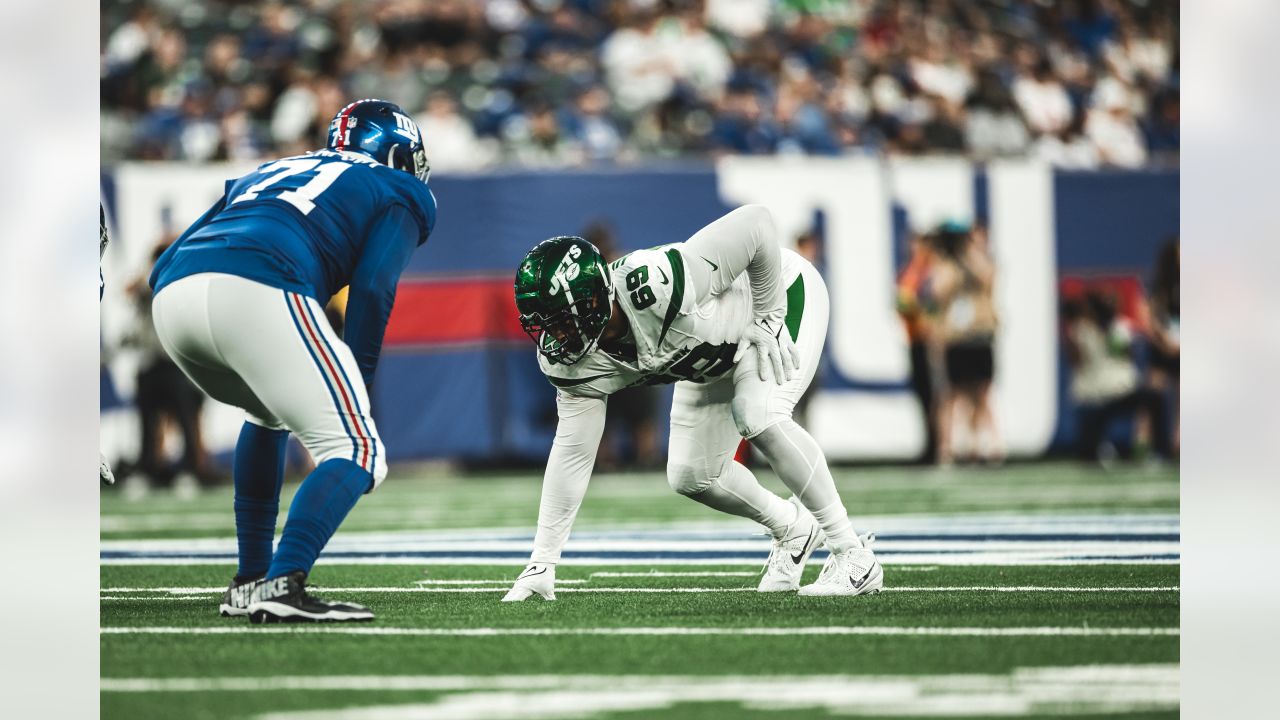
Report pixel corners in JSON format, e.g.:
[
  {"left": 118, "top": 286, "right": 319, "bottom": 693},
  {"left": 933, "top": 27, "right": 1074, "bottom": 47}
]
[{"left": 149, "top": 99, "right": 437, "bottom": 623}]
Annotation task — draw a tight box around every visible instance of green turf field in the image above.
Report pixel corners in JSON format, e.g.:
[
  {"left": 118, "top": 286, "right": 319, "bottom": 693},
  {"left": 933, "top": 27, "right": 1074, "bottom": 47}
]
[{"left": 101, "top": 462, "right": 1179, "bottom": 719}]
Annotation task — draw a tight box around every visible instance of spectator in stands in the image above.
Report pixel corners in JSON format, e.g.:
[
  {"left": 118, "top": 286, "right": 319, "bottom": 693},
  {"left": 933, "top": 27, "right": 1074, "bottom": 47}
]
[
  {"left": 711, "top": 85, "right": 778, "bottom": 155},
  {"left": 930, "top": 221, "right": 1002, "bottom": 466},
  {"left": 505, "top": 103, "right": 584, "bottom": 167},
  {"left": 1145, "top": 238, "right": 1180, "bottom": 456},
  {"left": 670, "top": 3, "right": 733, "bottom": 103},
  {"left": 415, "top": 91, "right": 495, "bottom": 171},
  {"left": 920, "top": 94, "right": 967, "bottom": 154},
  {"left": 1086, "top": 76, "right": 1149, "bottom": 167},
  {"left": 563, "top": 85, "right": 627, "bottom": 164},
  {"left": 964, "top": 69, "right": 1032, "bottom": 159},
  {"left": 601, "top": 9, "right": 677, "bottom": 114},
  {"left": 706, "top": 0, "right": 771, "bottom": 39},
  {"left": 1034, "top": 110, "right": 1101, "bottom": 169},
  {"left": 1013, "top": 57, "right": 1074, "bottom": 138},
  {"left": 1062, "top": 288, "right": 1171, "bottom": 463},
  {"left": 896, "top": 232, "right": 939, "bottom": 465},
  {"left": 1144, "top": 87, "right": 1180, "bottom": 164}
]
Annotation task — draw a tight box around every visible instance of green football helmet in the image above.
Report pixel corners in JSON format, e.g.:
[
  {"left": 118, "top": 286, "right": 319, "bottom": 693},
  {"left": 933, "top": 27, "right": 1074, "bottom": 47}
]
[{"left": 514, "top": 236, "right": 614, "bottom": 365}]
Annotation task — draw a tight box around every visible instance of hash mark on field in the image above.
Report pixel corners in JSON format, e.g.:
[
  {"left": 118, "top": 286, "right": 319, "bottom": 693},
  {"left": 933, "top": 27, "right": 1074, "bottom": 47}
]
[{"left": 100, "top": 625, "right": 1179, "bottom": 637}]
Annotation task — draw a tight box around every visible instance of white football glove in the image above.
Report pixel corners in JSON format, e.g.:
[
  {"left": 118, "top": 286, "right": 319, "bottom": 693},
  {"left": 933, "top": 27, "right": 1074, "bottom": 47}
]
[
  {"left": 733, "top": 314, "right": 800, "bottom": 385},
  {"left": 100, "top": 452, "right": 115, "bottom": 486},
  {"left": 501, "top": 562, "right": 556, "bottom": 602}
]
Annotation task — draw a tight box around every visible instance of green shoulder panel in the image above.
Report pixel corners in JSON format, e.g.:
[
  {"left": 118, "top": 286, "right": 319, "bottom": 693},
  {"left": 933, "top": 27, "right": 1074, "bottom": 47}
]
[{"left": 656, "top": 248, "right": 686, "bottom": 347}]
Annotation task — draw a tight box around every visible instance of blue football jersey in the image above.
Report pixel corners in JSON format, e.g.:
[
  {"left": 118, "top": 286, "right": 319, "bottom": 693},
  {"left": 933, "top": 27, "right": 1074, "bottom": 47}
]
[
  {"left": 149, "top": 150, "right": 438, "bottom": 384},
  {"left": 151, "top": 150, "right": 436, "bottom": 300}
]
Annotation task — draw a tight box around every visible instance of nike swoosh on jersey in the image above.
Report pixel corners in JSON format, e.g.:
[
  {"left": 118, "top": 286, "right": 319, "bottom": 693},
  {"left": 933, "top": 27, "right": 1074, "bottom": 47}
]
[
  {"left": 546, "top": 373, "right": 612, "bottom": 388},
  {"left": 658, "top": 266, "right": 670, "bottom": 284},
  {"left": 701, "top": 257, "right": 718, "bottom": 272}
]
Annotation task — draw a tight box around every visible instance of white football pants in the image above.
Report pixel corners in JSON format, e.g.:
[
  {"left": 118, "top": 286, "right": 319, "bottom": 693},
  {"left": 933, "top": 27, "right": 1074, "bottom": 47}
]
[
  {"left": 152, "top": 273, "right": 388, "bottom": 487},
  {"left": 667, "top": 251, "right": 828, "bottom": 494}
]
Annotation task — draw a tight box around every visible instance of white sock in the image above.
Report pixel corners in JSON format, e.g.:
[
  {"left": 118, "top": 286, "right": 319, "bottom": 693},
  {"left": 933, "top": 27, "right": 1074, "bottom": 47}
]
[
  {"left": 688, "top": 461, "right": 796, "bottom": 537},
  {"left": 752, "top": 419, "right": 861, "bottom": 552}
]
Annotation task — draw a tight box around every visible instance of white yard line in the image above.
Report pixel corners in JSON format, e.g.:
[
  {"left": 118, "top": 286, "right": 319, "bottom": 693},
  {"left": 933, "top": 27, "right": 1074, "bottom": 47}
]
[
  {"left": 413, "top": 579, "right": 588, "bottom": 585},
  {"left": 101, "top": 666, "right": 1178, "bottom": 693},
  {"left": 100, "top": 584, "right": 1179, "bottom": 596},
  {"left": 588, "top": 571, "right": 759, "bottom": 578},
  {"left": 239, "top": 667, "right": 1178, "bottom": 719},
  {"left": 100, "top": 625, "right": 1179, "bottom": 637},
  {"left": 100, "top": 555, "right": 1180, "bottom": 566}
]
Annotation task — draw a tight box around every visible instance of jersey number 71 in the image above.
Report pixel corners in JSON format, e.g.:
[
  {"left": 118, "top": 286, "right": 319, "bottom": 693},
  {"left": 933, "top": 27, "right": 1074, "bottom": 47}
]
[{"left": 231, "top": 158, "right": 351, "bottom": 216}]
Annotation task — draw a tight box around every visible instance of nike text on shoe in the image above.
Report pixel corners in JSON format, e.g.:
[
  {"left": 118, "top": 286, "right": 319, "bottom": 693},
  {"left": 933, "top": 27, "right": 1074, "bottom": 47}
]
[
  {"left": 247, "top": 571, "right": 374, "bottom": 624},
  {"left": 797, "top": 546, "right": 884, "bottom": 597},
  {"left": 758, "top": 497, "right": 825, "bottom": 592},
  {"left": 219, "top": 575, "right": 265, "bottom": 618}
]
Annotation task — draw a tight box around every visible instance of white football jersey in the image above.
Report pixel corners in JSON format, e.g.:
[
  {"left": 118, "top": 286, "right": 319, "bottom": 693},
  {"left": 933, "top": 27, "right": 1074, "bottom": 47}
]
[{"left": 539, "top": 245, "right": 800, "bottom": 398}]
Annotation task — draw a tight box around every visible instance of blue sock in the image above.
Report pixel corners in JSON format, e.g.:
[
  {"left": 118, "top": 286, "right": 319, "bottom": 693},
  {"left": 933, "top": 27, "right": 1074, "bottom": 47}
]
[
  {"left": 233, "top": 422, "right": 288, "bottom": 581},
  {"left": 267, "top": 458, "right": 371, "bottom": 580}
]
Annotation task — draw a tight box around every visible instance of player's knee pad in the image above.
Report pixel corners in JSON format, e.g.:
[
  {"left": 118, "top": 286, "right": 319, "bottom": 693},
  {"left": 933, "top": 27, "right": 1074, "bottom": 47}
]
[
  {"left": 731, "top": 392, "right": 785, "bottom": 440},
  {"left": 666, "top": 461, "right": 713, "bottom": 496}
]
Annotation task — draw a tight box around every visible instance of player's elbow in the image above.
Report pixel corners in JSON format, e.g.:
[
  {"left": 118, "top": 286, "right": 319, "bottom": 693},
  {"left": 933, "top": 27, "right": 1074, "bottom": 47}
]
[{"left": 735, "top": 204, "right": 778, "bottom": 243}]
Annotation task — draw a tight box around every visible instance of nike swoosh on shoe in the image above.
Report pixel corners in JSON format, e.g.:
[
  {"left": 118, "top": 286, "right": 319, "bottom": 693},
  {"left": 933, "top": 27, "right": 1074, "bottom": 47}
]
[
  {"left": 518, "top": 567, "right": 547, "bottom": 581},
  {"left": 850, "top": 566, "right": 874, "bottom": 590},
  {"left": 790, "top": 526, "right": 816, "bottom": 564}
]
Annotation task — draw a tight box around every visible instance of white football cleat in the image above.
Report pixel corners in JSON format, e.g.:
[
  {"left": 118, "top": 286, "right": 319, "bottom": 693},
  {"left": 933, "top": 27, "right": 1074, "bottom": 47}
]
[
  {"left": 798, "top": 542, "right": 883, "bottom": 597},
  {"left": 501, "top": 562, "right": 556, "bottom": 601},
  {"left": 758, "top": 497, "right": 824, "bottom": 592}
]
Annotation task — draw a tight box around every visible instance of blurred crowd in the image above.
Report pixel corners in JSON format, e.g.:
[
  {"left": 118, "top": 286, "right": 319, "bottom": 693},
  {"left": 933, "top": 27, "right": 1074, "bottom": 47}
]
[
  {"left": 1059, "top": 238, "right": 1179, "bottom": 464},
  {"left": 896, "top": 224, "right": 1179, "bottom": 467},
  {"left": 102, "top": 0, "right": 1179, "bottom": 170}
]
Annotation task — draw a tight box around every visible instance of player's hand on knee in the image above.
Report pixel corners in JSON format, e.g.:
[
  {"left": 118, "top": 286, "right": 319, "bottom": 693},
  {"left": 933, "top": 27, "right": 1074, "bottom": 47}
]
[
  {"left": 735, "top": 315, "right": 797, "bottom": 385},
  {"left": 502, "top": 562, "right": 556, "bottom": 601},
  {"left": 778, "top": 323, "right": 801, "bottom": 381}
]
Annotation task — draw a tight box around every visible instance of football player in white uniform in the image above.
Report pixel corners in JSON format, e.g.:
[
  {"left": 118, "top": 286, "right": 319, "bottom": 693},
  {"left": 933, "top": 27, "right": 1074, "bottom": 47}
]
[{"left": 504, "top": 205, "right": 883, "bottom": 599}]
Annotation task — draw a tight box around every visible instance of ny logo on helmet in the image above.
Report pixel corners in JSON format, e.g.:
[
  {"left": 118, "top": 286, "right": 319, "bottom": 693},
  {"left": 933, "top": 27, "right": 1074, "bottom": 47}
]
[{"left": 393, "top": 113, "right": 421, "bottom": 143}]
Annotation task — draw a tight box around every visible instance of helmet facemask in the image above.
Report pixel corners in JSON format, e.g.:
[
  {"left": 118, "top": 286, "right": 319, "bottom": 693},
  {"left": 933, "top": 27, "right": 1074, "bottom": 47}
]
[{"left": 519, "top": 289, "right": 612, "bottom": 365}]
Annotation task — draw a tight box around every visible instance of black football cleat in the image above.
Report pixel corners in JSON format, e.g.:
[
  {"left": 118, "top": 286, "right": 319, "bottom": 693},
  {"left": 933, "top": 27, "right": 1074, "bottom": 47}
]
[
  {"left": 219, "top": 575, "right": 265, "bottom": 618},
  {"left": 247, "top": 571, "right": 374, "bottom": 624}
]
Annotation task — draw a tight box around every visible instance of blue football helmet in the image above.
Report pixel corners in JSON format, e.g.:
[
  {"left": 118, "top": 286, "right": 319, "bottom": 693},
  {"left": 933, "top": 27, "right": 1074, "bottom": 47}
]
[{"left": 327, "top": 99, "right": 430, "bottom": 183}]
